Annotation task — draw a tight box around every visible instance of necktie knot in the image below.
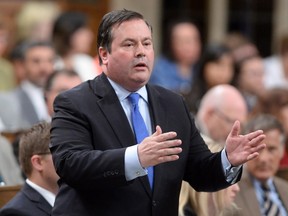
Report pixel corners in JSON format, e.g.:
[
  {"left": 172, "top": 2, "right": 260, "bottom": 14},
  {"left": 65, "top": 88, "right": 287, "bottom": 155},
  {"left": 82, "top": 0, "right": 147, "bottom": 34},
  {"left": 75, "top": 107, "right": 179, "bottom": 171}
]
[
  {"left": 261, "top": 183, "right": 270, "bottom": 192},
  {"left": 128, "top": 93, "right": 140, "bottom": 107}
]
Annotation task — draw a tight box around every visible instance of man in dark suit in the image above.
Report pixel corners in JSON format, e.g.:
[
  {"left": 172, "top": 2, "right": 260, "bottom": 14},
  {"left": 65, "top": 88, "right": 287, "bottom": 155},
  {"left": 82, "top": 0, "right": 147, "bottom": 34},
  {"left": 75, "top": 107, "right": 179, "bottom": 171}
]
[
  {"left": 235, "top": 114, "right": 288, "bottom": 216},
  {"left": 0, "top": 41, "right": 55, "bottom": 132},
  {"left": 0, "top": 122, "right": 59, "bottom": 216},
  {"left": 50, "top": 9, "right": 266, "bottom": 216}
]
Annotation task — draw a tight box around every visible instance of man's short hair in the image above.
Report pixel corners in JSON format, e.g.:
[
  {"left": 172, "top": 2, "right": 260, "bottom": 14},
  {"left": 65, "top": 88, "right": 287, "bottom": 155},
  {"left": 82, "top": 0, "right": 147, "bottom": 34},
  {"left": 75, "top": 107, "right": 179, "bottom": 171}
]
[
  {"left": 19, "top": 122, "right": 51, "bottom": 176},
  {"left": 97, "top": 9, "right": 152, "bottom": 64}
]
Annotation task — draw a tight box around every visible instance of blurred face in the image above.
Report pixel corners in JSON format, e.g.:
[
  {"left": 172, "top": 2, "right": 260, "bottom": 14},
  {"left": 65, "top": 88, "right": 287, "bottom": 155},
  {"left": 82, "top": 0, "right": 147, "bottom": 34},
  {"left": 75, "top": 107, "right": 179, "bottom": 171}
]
[
  {"left": 23, "top": 46, "right": 55, "bottom": 87},
  {"left": 246, "top": 129, "right": 284, "bottom": 183},
  {"left": 171, "top": 23, "right": 201, "bottom": 65},
  {"left": 100, "top": 19, "right": 154, "bottom": 92},
  {"left": 238, "top": 57, "right": 265, "bottom": 96},
  {"left": 71, "top": 27, "right": 94, "bottom": 54},
  {"left": 45, "top": 74, "right": 82, "bottom": 116},
  {"left": 204, "top": 54, "right": 234, "bottom": 88},
  {"left": 224, "top": 183, "right": 240, "bottom": 205},
  {"left": 206, "top": 99, "right": 247, "bottom": 143}
]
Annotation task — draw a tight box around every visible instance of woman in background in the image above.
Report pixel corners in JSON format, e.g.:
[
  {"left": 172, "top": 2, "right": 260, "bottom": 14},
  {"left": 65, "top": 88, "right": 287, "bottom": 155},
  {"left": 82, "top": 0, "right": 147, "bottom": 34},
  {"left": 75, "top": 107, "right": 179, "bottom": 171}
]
[
  {"left": 184, "top": 43, "right": 234, "bottom": 114},
  {"left": 52, "top": 11, "right": 99, "bottom": 81},
  {"left": 179, "top": 140, "right": 240, "bottom": 216}
]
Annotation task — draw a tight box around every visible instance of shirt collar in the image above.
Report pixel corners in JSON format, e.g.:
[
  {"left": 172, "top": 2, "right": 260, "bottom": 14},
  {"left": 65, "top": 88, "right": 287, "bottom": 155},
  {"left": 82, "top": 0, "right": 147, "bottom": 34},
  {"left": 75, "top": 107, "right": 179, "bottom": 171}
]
[
  {"left": 21, "top": 80, "right": 43, "bottom": 95},
  {"left": 107, "top": 78, "right": 148, "bottom": 103},
  {"left": 26, "top": 179, "right": 56, "bottom": 207},
  {"left": 251, "top": 175, "right": 274, "bottom": 191}
]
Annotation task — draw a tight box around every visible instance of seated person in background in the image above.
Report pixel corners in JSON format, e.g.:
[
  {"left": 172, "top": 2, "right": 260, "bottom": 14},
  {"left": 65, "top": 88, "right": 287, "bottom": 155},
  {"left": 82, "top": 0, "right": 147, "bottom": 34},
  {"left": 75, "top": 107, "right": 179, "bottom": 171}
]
[
  {"left": 264, "top": 33, "right": 288, "bottom": 89},
  {"left": 251, "top": 87, "right": 288, "bottom": 168},
  {"left": 0, "top": 40, "right": 55, "bottom": 132},
  {"left": 44, "top": 69, "right": 82, "bottom": 117},
  {"left": 0, "top": 122, "right": 59, "bottom": 216},
  {"left": 231, "top": 54, "right": 266, "bottom": 113},
  {"left": 196, "top": 84, "right": 247, "bottom": 144},
  {"left": 11, "top": 69, "right": 82, "bottom": 167},
  {"left": 223, "top": 32, "right": 259, "bottom": 65},
  {"left": 52, "top": 11, "right": 99, "bottom": 81},
  {"left": 149, "top": 19, "right": 201, "bottom": 95},
  {"left": 235, "top": 114, "right": 288, "bottom": 216},
  {"left": 184, "top": 43, "right": 234, "bottom": 114},
  {"left": 0, "top": 134, "right": 24, "bottom": 186},
  {"left": 179, "top": 141, "right": 241, "bottom": 216}
]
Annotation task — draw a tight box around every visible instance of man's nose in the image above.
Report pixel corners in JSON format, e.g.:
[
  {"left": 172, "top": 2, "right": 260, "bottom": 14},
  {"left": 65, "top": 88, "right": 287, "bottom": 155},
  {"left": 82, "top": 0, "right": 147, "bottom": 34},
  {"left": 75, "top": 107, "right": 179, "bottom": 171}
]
[
  {"left": 135, "top": 44, "right": 145, "bottom": 57},
  {"left": 258, "top": 149, "right": 270, "bottom": 161}
]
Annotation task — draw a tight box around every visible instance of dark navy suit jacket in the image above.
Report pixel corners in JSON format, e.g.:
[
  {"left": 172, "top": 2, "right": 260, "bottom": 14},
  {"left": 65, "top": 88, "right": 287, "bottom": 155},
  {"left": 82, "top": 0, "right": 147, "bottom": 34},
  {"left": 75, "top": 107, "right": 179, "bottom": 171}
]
[
  {"left": 0, "top": 182, "right": 52, "bottom": 216},
  {"left": 50, "top": 73, "right": 239, "bottom": 216}
]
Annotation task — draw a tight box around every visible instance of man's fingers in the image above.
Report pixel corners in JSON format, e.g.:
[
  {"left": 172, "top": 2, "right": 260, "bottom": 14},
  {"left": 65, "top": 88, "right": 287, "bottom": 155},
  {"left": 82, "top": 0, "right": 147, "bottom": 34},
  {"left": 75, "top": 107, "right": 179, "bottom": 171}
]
[
  {"left": 247, "top": 152, "right": 260, "bottom": 161},
  {"left": 246, "top": 130, "right": 265, "bottom": 142},
  {"left": 151, "top": 131, "right": 178, "bottom": 142},
  {"left": 229, "top": 120, "right": 240, "bottom": 137},
  {"left": 157, "top": 154, "right": 180, "bottom": 163},
  {"left": 158, "top": 146, "right": 182, "bottom": 156},
  {"left": 152, "top": 125, "right": 162, "bottom": 137},
  {"left": 245, "top": 143, "right": 266, "bottom": 161}
]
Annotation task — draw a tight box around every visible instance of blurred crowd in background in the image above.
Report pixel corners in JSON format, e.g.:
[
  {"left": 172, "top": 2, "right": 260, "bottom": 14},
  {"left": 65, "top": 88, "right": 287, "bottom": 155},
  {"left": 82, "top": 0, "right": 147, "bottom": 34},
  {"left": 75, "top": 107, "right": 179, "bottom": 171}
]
[{"left": 0, "top": 1, "right": 288, "bottom": 215}]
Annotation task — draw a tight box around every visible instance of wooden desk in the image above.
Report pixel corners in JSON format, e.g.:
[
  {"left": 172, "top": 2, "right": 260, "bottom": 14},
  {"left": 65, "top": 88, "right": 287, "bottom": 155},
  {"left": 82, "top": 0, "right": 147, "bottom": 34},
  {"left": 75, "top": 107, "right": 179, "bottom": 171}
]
[{"left": 0, "top": 185, "right": 22, "bottom": 208}]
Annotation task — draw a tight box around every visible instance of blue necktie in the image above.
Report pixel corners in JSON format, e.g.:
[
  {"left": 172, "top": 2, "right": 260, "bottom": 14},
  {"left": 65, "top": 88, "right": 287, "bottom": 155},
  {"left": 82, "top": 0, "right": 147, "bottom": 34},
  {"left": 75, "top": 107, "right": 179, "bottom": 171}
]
[{"left": 128, "top": 93, "right": 154, "bottom": 189}]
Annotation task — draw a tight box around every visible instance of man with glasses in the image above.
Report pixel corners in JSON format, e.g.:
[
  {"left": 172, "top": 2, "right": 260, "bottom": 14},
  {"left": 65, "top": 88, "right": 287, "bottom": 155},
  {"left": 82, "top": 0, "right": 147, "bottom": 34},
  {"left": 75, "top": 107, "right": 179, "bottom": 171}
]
[
  {"left": 196, "top": 84, "right": 248, "bottom": 144},
  {"left": 0, "top": 122, "right": 59, "bottom": 216}
]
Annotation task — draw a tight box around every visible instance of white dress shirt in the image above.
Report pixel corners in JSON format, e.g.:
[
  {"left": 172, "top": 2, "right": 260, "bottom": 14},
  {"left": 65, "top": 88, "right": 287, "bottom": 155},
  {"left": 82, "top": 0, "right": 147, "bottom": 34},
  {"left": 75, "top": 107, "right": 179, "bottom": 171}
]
[
  {"left": 108, "top": 78, "right": 241, "bottom": 183},
  {"left": 26, "top": 179, "right": 56, "bottom": 207}
]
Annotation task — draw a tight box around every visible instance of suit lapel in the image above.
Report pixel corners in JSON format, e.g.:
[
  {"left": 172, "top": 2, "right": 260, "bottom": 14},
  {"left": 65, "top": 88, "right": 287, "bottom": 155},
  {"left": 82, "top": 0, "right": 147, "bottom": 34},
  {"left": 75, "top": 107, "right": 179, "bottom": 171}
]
[
  {"left": 16, "top": 87, "right": 39, "bottom": 124},
  {"left": 23, "top": 183, "right": 52, "bottom": 215},
  {"left": 274, "top": 177, "right": 288, "bottom": 212},
  {"left": 239, "top": 175, "right": 262, "bottom": 216},
  {"left": 91, "top": 74, "right": 135, "bottom": 148},
  {"left": 92, "top": 75, "right": 154, "bottom": 196},
  {"left": 146, "top": 85, "right": 168, "bottom": 196},
  {"left": 91, "top": 78, "right": 170, "bottom": 197}
]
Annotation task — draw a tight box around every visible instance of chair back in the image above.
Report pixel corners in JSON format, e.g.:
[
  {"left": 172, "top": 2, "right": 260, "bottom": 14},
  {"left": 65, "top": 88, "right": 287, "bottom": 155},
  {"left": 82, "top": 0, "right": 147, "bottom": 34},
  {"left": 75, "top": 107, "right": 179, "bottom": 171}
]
[{"left": 0, "top": 185, "right": 22, "bottom": 208}]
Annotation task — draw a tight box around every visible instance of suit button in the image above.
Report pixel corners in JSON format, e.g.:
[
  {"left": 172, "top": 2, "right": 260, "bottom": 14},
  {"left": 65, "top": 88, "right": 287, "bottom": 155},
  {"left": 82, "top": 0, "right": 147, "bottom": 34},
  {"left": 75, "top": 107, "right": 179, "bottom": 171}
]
[{"left": 152, "top": 200, "right": 157, "bottom": 207}]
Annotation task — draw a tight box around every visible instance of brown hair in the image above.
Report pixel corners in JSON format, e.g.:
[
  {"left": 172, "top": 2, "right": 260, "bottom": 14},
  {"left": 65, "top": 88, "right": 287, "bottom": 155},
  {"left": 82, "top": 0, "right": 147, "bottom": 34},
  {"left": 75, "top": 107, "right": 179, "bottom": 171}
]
[
  {"left": 251, "top": 87, "right": 288, "bottom": 120},
  {"left": 97, "top": 9, "right": 152, "bottom": 64},
  {"left": 19, "top": 122, "right": 51, "bottom": 176}
]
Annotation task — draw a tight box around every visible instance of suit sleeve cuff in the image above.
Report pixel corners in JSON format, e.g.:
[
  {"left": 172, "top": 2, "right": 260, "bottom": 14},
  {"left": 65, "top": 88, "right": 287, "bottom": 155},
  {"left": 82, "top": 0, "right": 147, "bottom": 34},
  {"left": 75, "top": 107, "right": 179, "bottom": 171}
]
[{"left": 221, "top": 148, "right": 242, "bottom": 183}]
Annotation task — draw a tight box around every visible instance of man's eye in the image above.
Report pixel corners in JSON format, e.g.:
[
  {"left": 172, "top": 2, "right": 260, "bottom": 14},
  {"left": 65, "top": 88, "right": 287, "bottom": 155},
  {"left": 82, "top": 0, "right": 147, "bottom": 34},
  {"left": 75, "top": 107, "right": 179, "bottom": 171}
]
[
  {"left": 144, "top": 42, "right": 152, "bottom": 46},
  {"left": 125, "top": 43, "right": 133, "bottom": 47}
]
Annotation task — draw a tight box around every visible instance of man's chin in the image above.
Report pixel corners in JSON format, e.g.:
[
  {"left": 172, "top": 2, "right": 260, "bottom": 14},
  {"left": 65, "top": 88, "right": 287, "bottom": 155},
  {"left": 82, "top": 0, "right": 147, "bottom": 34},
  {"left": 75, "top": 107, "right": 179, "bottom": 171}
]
[{"left": 255, "top": 172, "right": 273, "bottom": 181}]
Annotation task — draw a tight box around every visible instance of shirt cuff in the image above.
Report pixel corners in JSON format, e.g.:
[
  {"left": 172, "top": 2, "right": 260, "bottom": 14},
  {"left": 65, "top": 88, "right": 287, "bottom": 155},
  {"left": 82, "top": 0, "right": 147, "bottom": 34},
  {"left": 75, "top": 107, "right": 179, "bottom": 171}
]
[
  {"left": 221, "top": 148, "right": 242, "bottom": 183},
  {"left": 125, "top": 145, "right": 148, "bottom": 181}
]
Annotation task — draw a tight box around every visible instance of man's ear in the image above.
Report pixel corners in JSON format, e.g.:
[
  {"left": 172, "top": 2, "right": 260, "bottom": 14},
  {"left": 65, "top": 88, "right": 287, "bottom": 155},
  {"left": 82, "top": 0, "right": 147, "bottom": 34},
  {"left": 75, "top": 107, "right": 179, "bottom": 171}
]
[
  {"left": 31, "top": 155, "right": 44, "bottom": 172},
  {"left": 99, "top": 47, "right": 108, "bottom": 65}
]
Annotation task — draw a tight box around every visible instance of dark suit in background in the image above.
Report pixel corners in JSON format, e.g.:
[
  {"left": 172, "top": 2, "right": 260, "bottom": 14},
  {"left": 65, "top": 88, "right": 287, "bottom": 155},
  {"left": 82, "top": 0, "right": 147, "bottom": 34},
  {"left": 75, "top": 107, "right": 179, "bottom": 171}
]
[{"left": 0, "top": 183, "right": 52, "bottom": 216}]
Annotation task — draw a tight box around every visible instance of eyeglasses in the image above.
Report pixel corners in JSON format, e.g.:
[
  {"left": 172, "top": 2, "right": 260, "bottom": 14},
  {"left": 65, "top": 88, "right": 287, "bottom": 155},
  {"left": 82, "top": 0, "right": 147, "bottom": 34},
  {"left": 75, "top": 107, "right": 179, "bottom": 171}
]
[
  {"left": 34, "top": 152, "right": 51, "bottom": 156},
  {"left": 214, "top": 108, "right": 236, "bottom": 125}
]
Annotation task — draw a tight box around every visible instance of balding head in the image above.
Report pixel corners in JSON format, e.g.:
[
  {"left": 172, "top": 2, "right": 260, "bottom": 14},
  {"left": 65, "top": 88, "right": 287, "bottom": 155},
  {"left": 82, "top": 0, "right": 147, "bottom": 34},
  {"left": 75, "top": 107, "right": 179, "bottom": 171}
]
[{"left": 196, "top": 84, "right": 247, "bottom": 143}]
